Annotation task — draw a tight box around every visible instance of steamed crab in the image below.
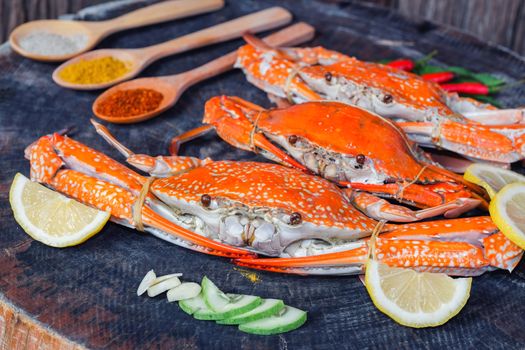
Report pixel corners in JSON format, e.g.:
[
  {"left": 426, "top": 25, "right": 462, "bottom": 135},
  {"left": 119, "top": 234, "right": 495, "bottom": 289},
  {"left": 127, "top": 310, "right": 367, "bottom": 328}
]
[
  {"left": 21, "top": 122, "right": 522, "bottom": 276},
  {"left": 233, "top": 34, "right": 525, "bottom": 166},
  {"left": 171, "top": 96, "right": 488, "bottom": 222}
]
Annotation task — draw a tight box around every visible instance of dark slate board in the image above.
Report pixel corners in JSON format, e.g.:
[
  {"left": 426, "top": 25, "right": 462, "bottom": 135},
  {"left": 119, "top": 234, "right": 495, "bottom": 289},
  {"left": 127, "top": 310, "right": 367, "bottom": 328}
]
[{"left": 1, "top": 0, "right": 525, "bottom": 349}]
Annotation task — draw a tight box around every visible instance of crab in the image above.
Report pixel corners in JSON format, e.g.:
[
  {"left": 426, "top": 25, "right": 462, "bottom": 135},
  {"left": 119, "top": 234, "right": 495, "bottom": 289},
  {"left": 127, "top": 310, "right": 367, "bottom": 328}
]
[
  {"left": 233, "top": 34, "right": 525, "bottom": 166},
  {"left": 22, "top": 122, "right": 522, "bottom": 276},
  {"left": 170, "top": 96, "right": 489, "bottom": 222}
]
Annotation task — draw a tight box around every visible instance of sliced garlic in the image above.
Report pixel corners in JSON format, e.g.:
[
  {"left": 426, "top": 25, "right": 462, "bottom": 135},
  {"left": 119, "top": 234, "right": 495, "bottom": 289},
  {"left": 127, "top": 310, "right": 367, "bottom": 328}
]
[
  {"left": 152, "top": 273, "right": 183, "bottom": 285},
  {"left": 147, "top": 276, "right": 181, "bottom": 297},
  {"left": 167, "top": 282, "right": 202, "bottom": 302},
  {"left": 137, "top": 270, "right": 156, "bottom": 296}
]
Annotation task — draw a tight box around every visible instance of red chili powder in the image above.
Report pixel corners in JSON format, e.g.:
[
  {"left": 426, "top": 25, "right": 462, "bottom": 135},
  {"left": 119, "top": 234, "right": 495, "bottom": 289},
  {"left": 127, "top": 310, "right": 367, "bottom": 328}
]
[{"left": 96, "top": 88, "right": 164, "bottom": 118}]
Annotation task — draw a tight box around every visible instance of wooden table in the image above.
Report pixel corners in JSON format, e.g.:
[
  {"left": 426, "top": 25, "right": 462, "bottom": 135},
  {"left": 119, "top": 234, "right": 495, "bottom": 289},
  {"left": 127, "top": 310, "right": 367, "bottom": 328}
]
[{"left": 1, "top": 0, "right": 524, "bottom": 349}]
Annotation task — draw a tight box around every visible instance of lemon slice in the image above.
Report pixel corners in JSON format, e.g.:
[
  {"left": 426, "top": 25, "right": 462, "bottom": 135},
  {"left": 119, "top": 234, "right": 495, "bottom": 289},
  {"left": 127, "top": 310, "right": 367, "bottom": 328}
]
[
  {"left": 365, "top": 259, "right": 472, "bottom": 328},
  {"left": 489, "top": 183, "right": 525, "bottom": 250},
  {"left": 464, "top": 164, "right": 525, "bottom": 198},
  {"left": 9, "top": 173, "right": 110, "bottom": 247}
]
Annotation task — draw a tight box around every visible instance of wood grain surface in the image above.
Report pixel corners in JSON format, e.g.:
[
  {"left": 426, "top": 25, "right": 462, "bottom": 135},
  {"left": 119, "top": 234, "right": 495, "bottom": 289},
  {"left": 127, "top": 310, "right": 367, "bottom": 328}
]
[
  {"left": 0, "top": 0, "right": 525, "bottom": 349},
  {"left": 0, "top": 297, "right": 86, "bottom": 349},
  {"left": 2, "top": 0, "right": 525, "bottom": 55}
]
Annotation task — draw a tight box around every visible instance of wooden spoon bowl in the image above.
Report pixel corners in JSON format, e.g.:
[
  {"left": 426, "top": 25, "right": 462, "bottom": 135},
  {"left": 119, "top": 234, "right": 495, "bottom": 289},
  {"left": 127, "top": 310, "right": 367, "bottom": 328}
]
[
  {"left": 9, "top": 20, "right": 97, "bottom": 62},
  {"left": 52, "top": 49, "right": 145, "bottom": 90},
  {"left": 93, "top": 77, "right": 178, "bottom": 123},
  {"left": 9, "top": 0, "right": 224, "bottom": 62}
]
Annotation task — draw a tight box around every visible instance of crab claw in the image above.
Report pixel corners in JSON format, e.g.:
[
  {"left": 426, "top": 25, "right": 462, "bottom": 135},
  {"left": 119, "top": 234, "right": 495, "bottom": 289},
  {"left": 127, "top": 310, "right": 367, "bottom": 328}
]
[
  {"left": 235, "top": 238, "right": 506, "bottom": 276},
  {"left": 203, "top": 96, "right": 309, "bottom": 172}
]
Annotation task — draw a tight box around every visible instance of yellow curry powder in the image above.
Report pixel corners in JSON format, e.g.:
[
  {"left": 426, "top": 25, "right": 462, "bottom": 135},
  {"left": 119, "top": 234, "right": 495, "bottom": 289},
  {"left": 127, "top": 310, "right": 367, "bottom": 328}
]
[
  {"left": 234, "top": 268, "right": 261, "bottom": 283},
  {"left": 58, "top": 56, "right": 130, "bottom": 84}
]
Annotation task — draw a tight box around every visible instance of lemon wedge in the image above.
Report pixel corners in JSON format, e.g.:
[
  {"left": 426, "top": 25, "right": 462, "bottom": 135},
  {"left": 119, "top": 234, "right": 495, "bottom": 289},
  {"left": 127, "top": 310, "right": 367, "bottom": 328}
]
[
  {"left": 464, "top": 164, "right": 525, "bottom": 198},
  {"left": 365, "top": 259, "right": 472, "bottom": 328},
  {"left": 489, "top": 182, "right": 525, "bottom": 250},
  {"left": 9, "top": 173, "right": 110, "bottom": 247}
]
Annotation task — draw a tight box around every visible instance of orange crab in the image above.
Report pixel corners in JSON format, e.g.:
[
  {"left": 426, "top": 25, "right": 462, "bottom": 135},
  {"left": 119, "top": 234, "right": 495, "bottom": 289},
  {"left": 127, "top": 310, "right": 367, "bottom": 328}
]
[
  {"left": 171, "top": 96, "right": 488, "bottom": 222},
  {"left": 234, "top": 34, "right": 525, "bottom": 165},
  {"left": 21, "top": 122, "right": 522, "bottom": 276}
]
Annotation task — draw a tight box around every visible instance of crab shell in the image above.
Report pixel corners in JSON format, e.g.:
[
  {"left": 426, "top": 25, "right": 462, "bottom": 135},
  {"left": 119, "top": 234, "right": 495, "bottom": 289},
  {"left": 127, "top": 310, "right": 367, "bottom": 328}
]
[
  {"left": 236, "top": 44, "right": 463, "bottom": 124},
  {"left": 204, "top": 96, "right": 488, "bottom": 209},
  {"left": 150, "top": 160, "right": 377, "bottom": 256}
]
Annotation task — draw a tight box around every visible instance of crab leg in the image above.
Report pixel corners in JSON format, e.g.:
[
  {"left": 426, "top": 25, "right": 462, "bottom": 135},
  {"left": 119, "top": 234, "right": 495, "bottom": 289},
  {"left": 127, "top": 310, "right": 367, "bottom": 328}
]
[
  {"left": 398, "top": 120, "right": 525, "bottom": 163},
  {"left": 447, "top": 94, "right": 525, "bottom": 125},
  {"left": 27, "top": 134, "right": 254, "bottom": 259},
  {"left": 349, "top": 191, "right": 480, "bottom": 222},
  {"left": 462, "top": 109, "right": 525, "bottom": 125},
  {"left": 235, "top": 217, "right": 523, "bottom": 276},
  {"left": 92, "top": 120, "right": 211, "bottom": 177},
  {"left": 427, "top": 152, "right": 511, "bottom": 173},
  {"left": 169, "top": 125, "right": 215, "bottom": 155}
]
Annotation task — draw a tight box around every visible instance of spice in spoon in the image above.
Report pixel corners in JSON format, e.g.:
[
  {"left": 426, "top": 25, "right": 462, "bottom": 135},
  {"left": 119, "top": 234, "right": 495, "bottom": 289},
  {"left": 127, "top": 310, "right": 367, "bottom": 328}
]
[
  {"left": 96, "top": 88, "right": 164, "bottom": 118},
  {"left": 59, "top": 56, "right": 131, "bottom": 85},
  {"left": 19, "top": 32, "right": 88, "bottom": 56}
]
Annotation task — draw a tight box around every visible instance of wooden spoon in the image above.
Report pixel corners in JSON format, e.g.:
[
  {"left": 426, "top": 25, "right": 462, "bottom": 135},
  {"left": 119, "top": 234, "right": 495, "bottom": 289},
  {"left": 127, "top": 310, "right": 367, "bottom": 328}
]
[
  {"left": 52, "top": 7, "right": 292, "bottom": 90},
  {"left": 92, "top": 22, "right": 315, "bottom": 123},
  {"left": 9, "top": 0, "right": 224, "bottom": 62}
]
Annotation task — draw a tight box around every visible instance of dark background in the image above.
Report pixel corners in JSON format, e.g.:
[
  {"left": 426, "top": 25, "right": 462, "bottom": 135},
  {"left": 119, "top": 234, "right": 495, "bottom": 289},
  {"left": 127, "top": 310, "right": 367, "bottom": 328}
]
[
  {"left": 2, "top": 0, "right": 525, "bottom": 55},
  {"left": 0, "top": 0, "right": 524, "bottom": 349}
]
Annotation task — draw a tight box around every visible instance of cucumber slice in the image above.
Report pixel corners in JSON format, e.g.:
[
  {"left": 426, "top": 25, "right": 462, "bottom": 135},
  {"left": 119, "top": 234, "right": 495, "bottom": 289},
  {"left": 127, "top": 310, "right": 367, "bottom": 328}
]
[
  {"left": 239, "top": 306, "right": 307, "bottom": 335},
  {"left": 217, "top": 298, "right": 285, "bottom": 325},
  {"left": 195, "top": 294, "right": 261, "bottom": 320},
  {"left": 178, "top": 292, "right": 210, "bottom": 316},
  {"left": 200, "top": 276, "right": 262, "bottom": 320},
  {"left": 201, "top": 276, "right": 231, "bottom": 311}
]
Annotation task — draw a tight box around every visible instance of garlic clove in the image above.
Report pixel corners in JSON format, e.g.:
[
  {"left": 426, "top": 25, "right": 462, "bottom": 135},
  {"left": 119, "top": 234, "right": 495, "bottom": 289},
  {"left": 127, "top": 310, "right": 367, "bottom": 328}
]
[
  {"left": 137, "top": 269, "right": 156, "bottom": 296},
  {"left": 152, "top": 273, "right": 183, "bottom": 285},
  {"left": 147, "top": 276, "right": 182, "bottom": 297},
  {"left": 167, "top": 282, "right": 202, "bottom": 302}
]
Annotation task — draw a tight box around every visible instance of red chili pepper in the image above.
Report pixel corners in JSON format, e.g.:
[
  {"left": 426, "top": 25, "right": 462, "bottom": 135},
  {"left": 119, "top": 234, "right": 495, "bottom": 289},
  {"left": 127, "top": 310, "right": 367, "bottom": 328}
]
[
  {"left": 440, "top": 82, "right": 490, "bottom": 95},
  {"left": 421, "top": 71, "right": 455, "bottom": 83},
  {"left": 386, "top": 59, "right": 415, "bottom": 71}
]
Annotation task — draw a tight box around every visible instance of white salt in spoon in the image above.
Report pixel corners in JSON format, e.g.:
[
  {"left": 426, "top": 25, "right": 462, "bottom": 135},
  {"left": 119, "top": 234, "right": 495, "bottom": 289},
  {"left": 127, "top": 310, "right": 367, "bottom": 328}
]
[{"left": 9, "top": 0, "right": 224, "bottom": 62}]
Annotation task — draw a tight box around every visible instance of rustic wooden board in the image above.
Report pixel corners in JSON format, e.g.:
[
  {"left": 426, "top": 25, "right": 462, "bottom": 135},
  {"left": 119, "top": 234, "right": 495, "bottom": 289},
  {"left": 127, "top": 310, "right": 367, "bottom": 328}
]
[{"left": 1, "top": 0, "right": 525, "bottom": 349}]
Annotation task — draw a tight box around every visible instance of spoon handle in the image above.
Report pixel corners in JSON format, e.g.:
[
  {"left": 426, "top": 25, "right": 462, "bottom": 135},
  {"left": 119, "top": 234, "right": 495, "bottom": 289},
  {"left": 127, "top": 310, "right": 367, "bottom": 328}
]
[
  {"left": 139, "top": 7, "right": 292, "bottom": 63},
  {"left": 167, "top": 23, "right": 315, "bottom": 89},
  {"left": 96, "top": 0, "right": 224, "bottom": 36}
]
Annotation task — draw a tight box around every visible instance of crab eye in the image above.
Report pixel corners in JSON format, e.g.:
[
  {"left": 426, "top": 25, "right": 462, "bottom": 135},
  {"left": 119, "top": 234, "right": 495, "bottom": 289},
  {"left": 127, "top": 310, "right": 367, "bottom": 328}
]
[
  {"left": 356, "top": 154, "right": 366, "bottom": 165},
  {"left": 324, "top": 72, "right": 333, "bottom": 82},
  {"left": 382, "top": 94, "right": 393, "bottom": 104},
  {"left": 288, "top": 135, "right": 298, "bottom": 145},
  {"left": 201, "top": 194, "right": 211, "bottom": 208},
  {"left": 289, "top": 212, "right": 302, "bottom": 225}
]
